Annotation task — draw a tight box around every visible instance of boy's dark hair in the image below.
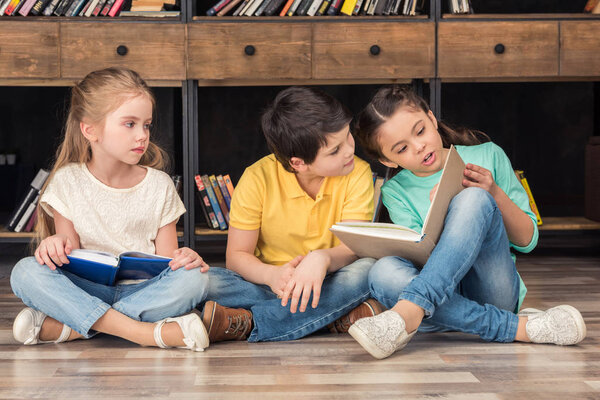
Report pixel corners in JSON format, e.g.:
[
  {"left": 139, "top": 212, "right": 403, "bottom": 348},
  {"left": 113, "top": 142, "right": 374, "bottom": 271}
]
[
  {"left": 355, "top": 85, "right": 490, "bottom": 162},
  {"left": 261, "top": 86, "right": 352, "bottom": 172}
]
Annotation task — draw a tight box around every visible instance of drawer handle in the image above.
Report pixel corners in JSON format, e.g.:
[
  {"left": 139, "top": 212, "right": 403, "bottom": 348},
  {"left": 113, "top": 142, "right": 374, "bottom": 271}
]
[
  {"left": 494, "top": 43, "right": 505, "bottom": 54},
  {"left": 116, "top": 45, "right": 128, "bottom": 56},
  {"left": 244, "top": 45, "right": 256, "bottom": 56},
  {"left": 370, "top": 45, "right": 381, "bottom": 56}
]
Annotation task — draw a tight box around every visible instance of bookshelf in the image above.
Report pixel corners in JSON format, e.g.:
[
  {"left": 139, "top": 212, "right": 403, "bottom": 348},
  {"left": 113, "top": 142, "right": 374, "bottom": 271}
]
[{"left": 1, "top": 0, "right": 599, "bottom": 253}]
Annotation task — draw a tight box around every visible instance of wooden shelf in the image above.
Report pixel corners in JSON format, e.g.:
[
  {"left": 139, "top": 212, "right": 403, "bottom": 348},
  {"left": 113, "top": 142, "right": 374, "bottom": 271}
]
[
  {"left": 442, "top": 13, "right": 600, "bottom": 20},
  {"left": 195, "top": 227, "right": 228, "bottom": 235},
  {"left": 538, "top": 217, "right": 600, "bottom": 231}
]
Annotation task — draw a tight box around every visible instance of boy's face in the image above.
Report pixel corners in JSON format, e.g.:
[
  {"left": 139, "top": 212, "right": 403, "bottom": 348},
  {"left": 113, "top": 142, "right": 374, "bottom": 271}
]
[
  {"left": 304, "top": 125, "right": 356, "bottom": 178},
  {"left": 377, "top": 107, "right": 445, "bottom": 177}
]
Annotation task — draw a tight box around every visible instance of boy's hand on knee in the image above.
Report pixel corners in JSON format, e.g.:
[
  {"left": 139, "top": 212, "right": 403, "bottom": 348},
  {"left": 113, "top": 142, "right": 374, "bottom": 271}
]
[
  {"left": 269, "top": 255, "right": 303, "bottom": 297},
  {"left": 169, "top": 247, "right": 210, "bottom": 272},
  {"left": 281, "top": 251, "right": 328, "bottom": 313},
  {"left": 35, "top": 234, "right": 73, "bottom": 270}
]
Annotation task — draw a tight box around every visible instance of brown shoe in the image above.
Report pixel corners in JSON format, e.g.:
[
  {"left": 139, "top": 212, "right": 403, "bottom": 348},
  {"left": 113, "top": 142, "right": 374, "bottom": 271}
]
[
  {"left": 201, "top": 301, "right": 253, "bottom": 342},
  {"left": 328, "top": 299, "right": 385, "bottom": 334}
]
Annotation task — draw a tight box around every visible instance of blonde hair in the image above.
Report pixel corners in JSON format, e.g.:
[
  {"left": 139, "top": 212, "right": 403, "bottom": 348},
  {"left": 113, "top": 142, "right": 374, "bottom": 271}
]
[{"left": 34, "top": 67, "right": 168, "bottom": 246}]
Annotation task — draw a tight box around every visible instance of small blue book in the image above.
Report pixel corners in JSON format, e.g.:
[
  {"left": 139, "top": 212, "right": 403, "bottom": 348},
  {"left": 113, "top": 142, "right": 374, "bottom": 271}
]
[{"left": 63, "top": 249, "right": 172, "bottom": 286}]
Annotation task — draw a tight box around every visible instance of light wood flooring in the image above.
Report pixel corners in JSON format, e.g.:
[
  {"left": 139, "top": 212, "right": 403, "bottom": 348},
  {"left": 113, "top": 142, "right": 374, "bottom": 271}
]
[{"left": 1, "top": 246, "right": 599, "bottom": 400}]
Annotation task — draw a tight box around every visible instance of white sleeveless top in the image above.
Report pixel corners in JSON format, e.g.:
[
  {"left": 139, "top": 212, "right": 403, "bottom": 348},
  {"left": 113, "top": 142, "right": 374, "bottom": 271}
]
[{"left": 40, "top": 163, "right": 185, "bottom": 256}]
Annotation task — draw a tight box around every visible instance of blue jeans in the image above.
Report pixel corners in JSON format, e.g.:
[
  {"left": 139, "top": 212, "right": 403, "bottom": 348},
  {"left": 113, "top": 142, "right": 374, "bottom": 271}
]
[
  {"left": 369, "top": 187, "right": 520, "bottom": 342},
  {"left": 10, "top": 256, "right": 209, "bottom": 338},
  {"left": 203, "top": 257, "right": 374, "bottom": 342}
]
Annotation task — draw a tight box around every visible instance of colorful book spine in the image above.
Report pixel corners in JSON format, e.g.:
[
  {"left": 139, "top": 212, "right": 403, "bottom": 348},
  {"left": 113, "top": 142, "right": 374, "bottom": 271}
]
[
  {"left": 209, "top": 175, "right": 229, "bottom": 223},
  {"left": 14, "top": 195, "right": 39, "bottom": 233},
  {"left": 24, "top": 207, "right": 38, "bottom": 233},
  {"left": 201, "top": 175, "right": 227, "bottom": 230},
  {"left": 515, "top": 170, "right": 542, "bottom": 226},
  {"left": 216, "top": 175, "right": 232, "bottom": 209},
  {"left": 107, "top": 0, "right": 123, "bottom": 16},
  {"left": 223, "top": 174, "right": 235, "bottom": 198},
  {"left": 339, "top": 0, "right": 357, "bottom": 15},
  {"left": 194, "top": 175, "right": 219, "bottom": 229}
]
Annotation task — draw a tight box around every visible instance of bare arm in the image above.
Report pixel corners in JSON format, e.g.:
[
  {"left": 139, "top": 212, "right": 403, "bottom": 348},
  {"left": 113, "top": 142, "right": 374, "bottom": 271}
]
[
  {"left": 34, "top": 208, "right": 80, "bottom": 269},
  {"left": 226, "top": 226, "right": 302, "bottom": 295},
  {"left": 155, "top": 220, "right": 209, "bottom": 272},
  {"left": 463, "top": 164, "right": 534, "bottom": 247}
]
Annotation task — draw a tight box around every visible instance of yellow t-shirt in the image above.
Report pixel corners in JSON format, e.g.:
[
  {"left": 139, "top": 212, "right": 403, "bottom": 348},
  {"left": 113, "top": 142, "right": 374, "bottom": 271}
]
[{"left": 229, "top": 154, "right": 374, "bottom": 266}]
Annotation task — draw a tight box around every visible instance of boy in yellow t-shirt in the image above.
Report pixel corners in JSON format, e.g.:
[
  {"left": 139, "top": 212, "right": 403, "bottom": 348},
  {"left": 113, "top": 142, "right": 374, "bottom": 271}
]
[{"left": 201, "top": 87, "right": 383, "bottom": 343}]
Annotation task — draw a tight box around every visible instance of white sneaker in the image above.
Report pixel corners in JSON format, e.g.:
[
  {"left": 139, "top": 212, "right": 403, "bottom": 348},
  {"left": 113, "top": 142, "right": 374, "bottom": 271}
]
[
  {"left": 525, "top": 305, "right": 586, "bottom": 345},
  {"left": 13, "top": 307, "right": 71, "bottom": 345},
  {"left": 154, "top": 313, "right": 209, "bottom": 352},
  {"left": 348, "top": 310, "right": 416, "bottom": 359}
]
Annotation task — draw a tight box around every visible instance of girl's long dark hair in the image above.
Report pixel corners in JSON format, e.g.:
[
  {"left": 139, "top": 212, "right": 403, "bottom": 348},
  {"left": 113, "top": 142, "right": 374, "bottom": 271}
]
[{"left": 355, "top": 85, "right": 489, "bottom": 162}]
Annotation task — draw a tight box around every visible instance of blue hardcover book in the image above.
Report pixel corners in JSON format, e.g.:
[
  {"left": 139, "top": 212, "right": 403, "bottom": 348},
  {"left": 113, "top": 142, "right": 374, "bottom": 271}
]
[
  {"left": 201, "top": 174, "right": 228, "bottom": 230},
  {"left": 216, "top": 175, "right": 232, "bottom": 210},
  {"left": 63, "top": 249, "right": 171, "bottom": 286}
]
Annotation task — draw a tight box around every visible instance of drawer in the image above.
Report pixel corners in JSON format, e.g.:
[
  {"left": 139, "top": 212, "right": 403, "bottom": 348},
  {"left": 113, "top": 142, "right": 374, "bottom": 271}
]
[
  {"left": 561, "top": 21, "right": 600, "bottom": 77},
  {"left": 438, "top": 21, "right": 559, "bottom": 78},
  {"left": 0, "top": 22, "right": 59, "bottom": 79},
  {"left": 188, "top": 23, "right": 311, "bottom": 80},
  {"left": 313, "top": 22, "right": 435, "bottom": 80},
  {"left": 61, "top": 23, "right": 185, "bottom": 80}
]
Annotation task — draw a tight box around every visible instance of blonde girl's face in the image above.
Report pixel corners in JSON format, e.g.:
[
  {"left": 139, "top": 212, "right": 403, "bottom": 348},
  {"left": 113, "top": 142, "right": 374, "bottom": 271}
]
[
  {"left": 377, "top": 106, "right": 446, "bottom": 177},
  {"left": 90, "top": 94, "right": 153, "bottom": 166}
]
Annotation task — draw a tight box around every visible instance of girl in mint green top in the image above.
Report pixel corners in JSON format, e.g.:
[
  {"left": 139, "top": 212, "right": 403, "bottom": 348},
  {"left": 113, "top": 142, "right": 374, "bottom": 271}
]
[{"left": 348, "top": 85, "right": 586, "bottom": 360}]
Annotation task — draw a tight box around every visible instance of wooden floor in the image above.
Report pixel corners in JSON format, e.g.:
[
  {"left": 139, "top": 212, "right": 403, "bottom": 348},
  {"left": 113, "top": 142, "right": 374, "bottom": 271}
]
[{"left": 1, "top": 248, "right": 599, "bottom": 400}]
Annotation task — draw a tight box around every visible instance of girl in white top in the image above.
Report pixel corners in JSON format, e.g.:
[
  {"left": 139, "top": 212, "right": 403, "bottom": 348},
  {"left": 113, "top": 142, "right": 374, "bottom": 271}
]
[{"left": 10, "top": 67, "right": 210, "bottom": 351}]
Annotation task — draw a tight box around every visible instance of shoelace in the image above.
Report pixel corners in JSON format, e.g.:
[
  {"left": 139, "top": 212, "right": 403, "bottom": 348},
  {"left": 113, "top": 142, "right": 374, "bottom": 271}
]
[{"left": 225, "top": 314, "right": 251, "bottom": 339}]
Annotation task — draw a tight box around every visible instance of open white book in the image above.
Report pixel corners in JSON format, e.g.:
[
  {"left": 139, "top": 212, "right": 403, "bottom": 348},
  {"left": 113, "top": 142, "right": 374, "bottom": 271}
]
[{"left": 331, "top": 145, "right": 466, "bottom": 267}]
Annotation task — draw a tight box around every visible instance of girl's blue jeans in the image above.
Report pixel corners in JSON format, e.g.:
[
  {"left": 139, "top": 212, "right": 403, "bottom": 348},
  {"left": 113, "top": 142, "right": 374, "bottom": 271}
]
[
  {"left": 10, "top": 256, "right": 209, "bottom": 338},
  {"left": 369, "top": 187, "right": 521, "bottom": 342},
  {"left": 204, "top": 257, "right": 374, "bottom": 342}
]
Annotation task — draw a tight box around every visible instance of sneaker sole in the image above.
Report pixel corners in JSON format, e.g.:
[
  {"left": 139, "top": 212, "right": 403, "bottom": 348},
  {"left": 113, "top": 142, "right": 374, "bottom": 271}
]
[
  {"left": 348, "top": 324, "right": 391, "bottom": 360},
  {"left": 558, "top": 305, "right": 587, "bottom": 345}
]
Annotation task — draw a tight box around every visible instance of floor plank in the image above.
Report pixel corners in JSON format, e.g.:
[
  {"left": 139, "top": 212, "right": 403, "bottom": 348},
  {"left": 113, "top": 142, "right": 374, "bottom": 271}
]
[{"left": 0, "top": 251, "right": 599, "bottom": 399}]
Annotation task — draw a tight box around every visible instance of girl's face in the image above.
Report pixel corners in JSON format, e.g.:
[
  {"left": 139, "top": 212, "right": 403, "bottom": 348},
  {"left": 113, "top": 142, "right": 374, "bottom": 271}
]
[
  {"left": 90, "top": 94, "right": 153, "bottom": 166},
  {"left": 377, "top": 106, "right": 446, "bottom": 177},
  {"left": 303, "top": 124, "right": 356, "bottom": 178}
]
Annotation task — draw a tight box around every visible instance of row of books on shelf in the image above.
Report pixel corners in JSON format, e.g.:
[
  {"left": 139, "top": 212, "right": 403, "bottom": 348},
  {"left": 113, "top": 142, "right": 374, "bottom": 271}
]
[
  {"left": 206, "top": 0, "right": 424, "bottom": 17},
  {"left": 4, "top": 169, "right": 49, "bottom": 233},
  {"left": 0, "top": 0, "right": 126, "bottom": 17},
  {"left": 194, "top": 173, "right": 235, "bottom": 231},
  {"left": 447, "top": 0, "right": 471, "bottom": 14}
]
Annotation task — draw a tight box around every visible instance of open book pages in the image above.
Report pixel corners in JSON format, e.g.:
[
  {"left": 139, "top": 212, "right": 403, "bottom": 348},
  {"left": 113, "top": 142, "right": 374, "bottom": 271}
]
[
  {"left": 68, "top": 249, "right": 119, "bottom": 267},
  {"left": 330, "top": 222, "right": 422, "bottom": 242},
  {"left": 330, "top": 145, "right": 465, "bottom": 266}
]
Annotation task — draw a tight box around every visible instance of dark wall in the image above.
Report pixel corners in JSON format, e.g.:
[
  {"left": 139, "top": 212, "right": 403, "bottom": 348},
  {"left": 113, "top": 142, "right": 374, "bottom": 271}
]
[{"left": 0, "top": 86, "right": 182, "bottom": 219}]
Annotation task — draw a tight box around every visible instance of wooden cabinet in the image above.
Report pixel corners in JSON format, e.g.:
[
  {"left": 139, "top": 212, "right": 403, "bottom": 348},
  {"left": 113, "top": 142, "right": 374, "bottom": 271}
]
[
  {"left": 560, "top": 21, "right": 600, "bottom": 77},
  {"left": 188, "top": 23, "right": 311, "bottom": 81},
  {"left": 0, "top": 22, "right": 59, "bottom": 79},
  {"left": 313, "top": 22, "right": 435, "bottom": 80},
  {"left": 60, "top": 23, "right": 185, "bottom": 80},
  {"left": 438, "top": 21, "right": 559, "bottom": 78}
]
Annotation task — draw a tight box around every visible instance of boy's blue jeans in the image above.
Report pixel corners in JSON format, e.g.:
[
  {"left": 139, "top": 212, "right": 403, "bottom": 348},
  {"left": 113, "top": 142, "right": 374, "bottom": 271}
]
[
  {"left": 204, "top": 257, "right": 374, "bottom": 342},
  {"left": 369, "top": 187, "right": 520, "bottom": 342},
  {"left": 10, "top": 257, "right": 209, "bottom": 338}
]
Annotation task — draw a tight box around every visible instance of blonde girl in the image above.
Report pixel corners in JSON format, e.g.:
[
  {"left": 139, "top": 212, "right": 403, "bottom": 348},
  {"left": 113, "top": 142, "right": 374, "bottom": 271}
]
[
  {"left": 10, "top": 67, "right": 209, "bottom": 351},
  {"left": 349, "top": 85, "right": 586, "bottom": 359}
]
